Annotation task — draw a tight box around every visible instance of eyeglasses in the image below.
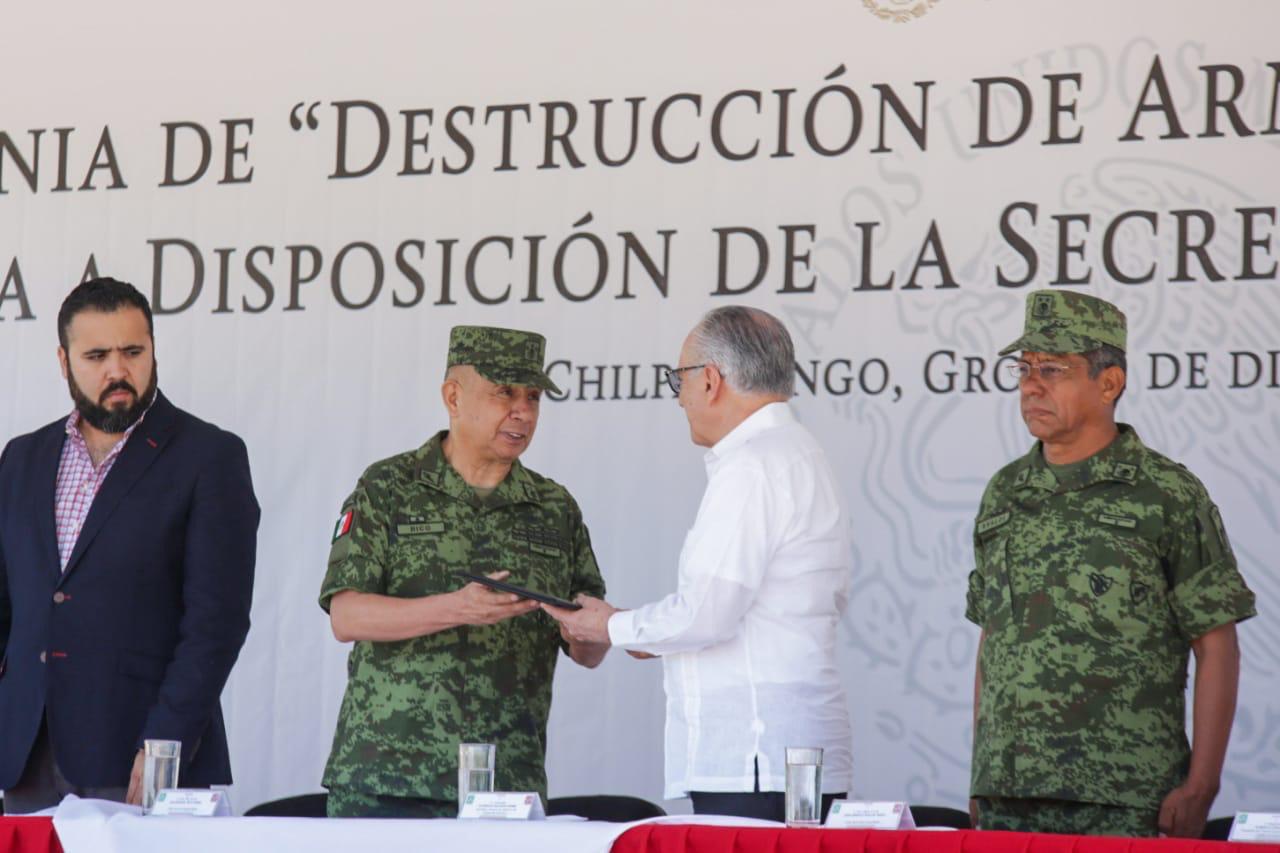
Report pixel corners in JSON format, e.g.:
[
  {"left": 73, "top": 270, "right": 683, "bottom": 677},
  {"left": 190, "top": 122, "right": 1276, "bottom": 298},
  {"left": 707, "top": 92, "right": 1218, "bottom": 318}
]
[
  {"left": 661, "top": 364, "right": 706, "bottom": 396},
  {"left": 1007, "top": 360, "right": 1074, "bottom": 383}
]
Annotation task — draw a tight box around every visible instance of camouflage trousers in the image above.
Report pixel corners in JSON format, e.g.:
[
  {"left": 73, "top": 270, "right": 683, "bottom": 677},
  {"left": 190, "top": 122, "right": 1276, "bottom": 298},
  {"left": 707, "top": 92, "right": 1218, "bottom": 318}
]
[
  {"left": 976, "top": 797, "right": 1159, "bottom": 837},
  {"left": 326, "top": 785, "right": 456, "bottom": 818}
]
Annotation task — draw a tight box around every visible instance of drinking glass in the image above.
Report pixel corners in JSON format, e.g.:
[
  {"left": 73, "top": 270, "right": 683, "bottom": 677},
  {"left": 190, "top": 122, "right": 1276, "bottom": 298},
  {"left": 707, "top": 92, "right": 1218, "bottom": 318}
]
[
  {"left": 142, "top": 739, "right": 181, "bottom": 813},
  {"left": 458, "top": 743, "right": 496, "bottom": 813},
  {"left": 784, "top": 746, "right": 823, "bottom": 827}
]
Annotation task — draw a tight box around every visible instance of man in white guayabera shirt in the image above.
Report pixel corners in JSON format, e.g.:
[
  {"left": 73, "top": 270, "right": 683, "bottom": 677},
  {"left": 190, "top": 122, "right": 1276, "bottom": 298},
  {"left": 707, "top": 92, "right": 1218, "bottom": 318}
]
[{"left": 544, "top": 305, "right": 853, "bottom": 821}]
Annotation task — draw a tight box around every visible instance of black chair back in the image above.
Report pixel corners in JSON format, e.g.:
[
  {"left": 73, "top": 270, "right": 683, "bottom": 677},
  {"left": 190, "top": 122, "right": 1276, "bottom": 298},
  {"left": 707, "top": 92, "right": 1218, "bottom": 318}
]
[
  {"left": 1202, "top": 816, "right": 1234, "bottom": 840},
  {"left": 244, "top": 792, "right": 329, "bottom": 817},
  {"left": 910, "top": 805, "right": 972, "bottom": 829},
  {"left": 546, "top": 795, "right": 666, "bottom": 822}
]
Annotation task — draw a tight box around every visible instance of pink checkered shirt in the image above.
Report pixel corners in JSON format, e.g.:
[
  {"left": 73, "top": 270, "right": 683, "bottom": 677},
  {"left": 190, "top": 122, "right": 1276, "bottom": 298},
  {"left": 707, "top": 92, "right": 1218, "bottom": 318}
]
[{"left": 54, "top": 407, "right": 149, "bottom": 571}]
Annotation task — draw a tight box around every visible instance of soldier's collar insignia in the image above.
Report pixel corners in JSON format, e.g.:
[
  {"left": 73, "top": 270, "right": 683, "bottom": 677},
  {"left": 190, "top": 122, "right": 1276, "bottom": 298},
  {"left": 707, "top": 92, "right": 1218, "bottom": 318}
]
[
  {"left": 416, "top": 432, "right": 451, "bottom": 486},
  {"left": 1109, "top": 462, "right": 1138, "bottom": 483},
  {"left": 496, "top": 462, "right": 541, "bottom": 506},
  {"left": 1014, "top": 464, "right": 1055, "bottom": 492},
  {"left": 417, "top": 459, "right": 442, "bottom": 487},
  {"left": 1089, "top": 572, "right": 1113, "bottom": 596}
]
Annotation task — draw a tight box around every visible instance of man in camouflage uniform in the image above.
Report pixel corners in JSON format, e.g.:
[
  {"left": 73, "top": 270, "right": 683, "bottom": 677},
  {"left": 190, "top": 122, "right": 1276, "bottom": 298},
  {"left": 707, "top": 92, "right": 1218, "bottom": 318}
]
[
  {"left": 319, "top": 326, "right": 608, "bottom": 818},
  {"left": 967, "top": 290, "right": 1256, "bottom": 837}
]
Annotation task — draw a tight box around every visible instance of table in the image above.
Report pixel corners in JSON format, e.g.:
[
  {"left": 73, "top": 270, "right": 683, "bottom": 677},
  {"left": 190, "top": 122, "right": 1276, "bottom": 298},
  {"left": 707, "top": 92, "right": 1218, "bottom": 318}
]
[
  {"left": 51, "top": 796, "right": 646, "bottom": 853},
  {"left": 612, "top": 825, "right": 1280, "bottom": 853},
  {"left": 31, "top": 799, "right": 1280, "bottom": 853},
  {"left": 0, "top": 817, "right": 62, "bottom": 853}
]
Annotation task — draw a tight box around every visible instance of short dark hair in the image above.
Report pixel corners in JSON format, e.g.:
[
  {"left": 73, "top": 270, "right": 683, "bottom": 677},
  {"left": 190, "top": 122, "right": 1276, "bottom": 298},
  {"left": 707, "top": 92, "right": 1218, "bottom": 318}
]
[
  {"left": 58, "top": 278, "right": 154, "bottom": 350},
  {"left": 1084, "top": 344, "right": 1126, "bottom": 404}
]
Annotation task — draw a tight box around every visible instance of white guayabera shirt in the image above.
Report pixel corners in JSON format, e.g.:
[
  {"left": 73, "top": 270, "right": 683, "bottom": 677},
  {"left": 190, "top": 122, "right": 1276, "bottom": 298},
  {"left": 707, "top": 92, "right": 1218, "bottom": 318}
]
[{"left": 608, "top": 402, "right": 853, "bottom": 799}]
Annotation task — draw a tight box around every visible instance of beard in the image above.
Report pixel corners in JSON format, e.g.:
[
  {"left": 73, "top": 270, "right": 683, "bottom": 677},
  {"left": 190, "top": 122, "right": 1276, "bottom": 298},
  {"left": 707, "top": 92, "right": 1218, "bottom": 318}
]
[{"left": 68, "top": 363, "right": 159, "bottom": 434}]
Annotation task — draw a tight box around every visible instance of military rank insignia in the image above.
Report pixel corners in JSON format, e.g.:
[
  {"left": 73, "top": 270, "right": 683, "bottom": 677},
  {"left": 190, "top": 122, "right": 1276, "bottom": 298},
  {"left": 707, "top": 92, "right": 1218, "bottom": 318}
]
[
  {"left": 1110, "top": 463, "right": 1138, "bottom": 483},
  {"left": 516, "top": 525, "right": 563, "bottom": 557},
  {"left": 332, "top": 509, "right": 355, "bottom": 543},
  {"left": 1032, "top": 293, "right": 1055, "bottom": 318},
  {"left": 1097, "top": 512, "right": 1138, "bottom": 529}
]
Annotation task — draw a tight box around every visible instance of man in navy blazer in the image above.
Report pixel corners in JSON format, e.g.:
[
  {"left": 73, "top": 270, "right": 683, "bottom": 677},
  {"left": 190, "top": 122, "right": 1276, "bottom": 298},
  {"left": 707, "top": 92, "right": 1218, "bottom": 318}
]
[{"left": 0, "top": 277, "right": 259, "bottom": 813}]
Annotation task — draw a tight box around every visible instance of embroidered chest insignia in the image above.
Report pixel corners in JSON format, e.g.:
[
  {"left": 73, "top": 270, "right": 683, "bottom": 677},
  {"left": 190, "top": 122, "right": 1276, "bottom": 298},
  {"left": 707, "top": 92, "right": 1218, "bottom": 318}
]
[
  {"left": 1097, "top": 513, "right": 1138, "bottom": 529},
  {"left": 976, "top": 511, "right": 1011, "bottom": 536}
]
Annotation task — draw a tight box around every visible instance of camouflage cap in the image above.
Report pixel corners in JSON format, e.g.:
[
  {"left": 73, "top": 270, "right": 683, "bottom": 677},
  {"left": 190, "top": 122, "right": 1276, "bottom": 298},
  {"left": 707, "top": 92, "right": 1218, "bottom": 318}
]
[
  {"left": 999, "top": 290, "right": 1127, "bottom": 356},
  {"left": 447, "top": 326, "right": 561, "bottom": 394}
]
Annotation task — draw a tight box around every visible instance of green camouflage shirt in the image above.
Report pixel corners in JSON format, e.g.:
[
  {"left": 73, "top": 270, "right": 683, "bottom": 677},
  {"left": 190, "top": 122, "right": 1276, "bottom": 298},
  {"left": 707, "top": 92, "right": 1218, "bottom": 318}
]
[
  {"left": 319, "top": 431, "right": 606, "bottom": 801},
  {"left": 966, "top": 424, "right": 1255, "bottom": 809}
]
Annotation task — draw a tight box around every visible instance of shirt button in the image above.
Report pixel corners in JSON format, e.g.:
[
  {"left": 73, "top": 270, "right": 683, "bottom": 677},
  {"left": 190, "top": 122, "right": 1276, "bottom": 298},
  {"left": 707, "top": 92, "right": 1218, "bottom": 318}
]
[
  {"left": 39, "top": 651, "right": 47, "bottom": 664},
  {"left": 53, "top": 591, "right": 66, "bottom": 604}
]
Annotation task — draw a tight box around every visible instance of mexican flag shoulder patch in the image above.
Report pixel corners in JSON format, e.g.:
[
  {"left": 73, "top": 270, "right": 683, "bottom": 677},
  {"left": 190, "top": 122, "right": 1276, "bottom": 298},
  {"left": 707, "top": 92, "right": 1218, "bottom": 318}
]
[{"left": 332, "top": 509, "right": 355, "bottom": 543}]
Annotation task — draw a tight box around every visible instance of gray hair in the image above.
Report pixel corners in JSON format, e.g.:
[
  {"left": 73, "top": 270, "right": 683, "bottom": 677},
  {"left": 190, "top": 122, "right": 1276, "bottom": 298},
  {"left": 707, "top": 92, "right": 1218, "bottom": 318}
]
[
  {"left": 688, "top": 305, "right": 795, "bottom": 396},
  {"left": 1084, "top": 344, "right": 1127, "bottom": 404}
]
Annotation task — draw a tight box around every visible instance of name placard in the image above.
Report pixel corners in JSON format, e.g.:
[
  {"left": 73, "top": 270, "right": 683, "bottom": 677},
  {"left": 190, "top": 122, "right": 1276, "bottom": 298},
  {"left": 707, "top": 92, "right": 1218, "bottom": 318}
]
[
  {"left": 457, "top": 792, "right": 546, "bottom": 820},
  {"left": 1230, "top": 812, "right": 1280, "bottom": 844},
  {"left": 150, "top": 789, "right": 231, "bottom": 817},
  {"left": 825, "top": 801, "right": 915, "bottom": 830}
]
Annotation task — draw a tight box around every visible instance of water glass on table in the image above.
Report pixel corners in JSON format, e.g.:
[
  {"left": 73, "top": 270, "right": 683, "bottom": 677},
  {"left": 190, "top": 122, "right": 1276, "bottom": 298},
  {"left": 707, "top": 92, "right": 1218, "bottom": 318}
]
[
  {"left": 142, "top": 739, "right": 181, "bottom": 813},
  {"left": 784, "top": 746, "right": 824, "bottom": 827},
  {"left": 458, "top": 743, "right": 496, "bottom": 813}
]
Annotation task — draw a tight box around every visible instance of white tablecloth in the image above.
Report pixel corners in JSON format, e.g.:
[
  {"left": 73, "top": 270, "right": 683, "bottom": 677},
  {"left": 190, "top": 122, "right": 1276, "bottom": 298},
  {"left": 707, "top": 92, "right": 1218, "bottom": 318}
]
[{"left": 52, "top": 796, "right": 781, "bottom": 853}]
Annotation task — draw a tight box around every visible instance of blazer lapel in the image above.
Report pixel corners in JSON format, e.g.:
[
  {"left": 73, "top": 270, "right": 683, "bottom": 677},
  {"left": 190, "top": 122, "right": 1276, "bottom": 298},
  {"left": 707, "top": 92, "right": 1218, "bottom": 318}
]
[
  {"left": 32, "top": 421, "right": 67, "bottom": 581},
  {"left": 60, "top": 393, "right": 178, "bottom": 583}
]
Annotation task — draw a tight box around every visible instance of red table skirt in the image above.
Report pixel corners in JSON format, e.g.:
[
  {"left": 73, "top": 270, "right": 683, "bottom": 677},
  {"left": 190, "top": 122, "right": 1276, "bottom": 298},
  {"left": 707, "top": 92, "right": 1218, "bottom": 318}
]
[
  {"left": 612, "top": 825, "right": 1280, "bottom": 853},
  {"left": 0, "top": 818, "right": 62, "bottom": 853}
]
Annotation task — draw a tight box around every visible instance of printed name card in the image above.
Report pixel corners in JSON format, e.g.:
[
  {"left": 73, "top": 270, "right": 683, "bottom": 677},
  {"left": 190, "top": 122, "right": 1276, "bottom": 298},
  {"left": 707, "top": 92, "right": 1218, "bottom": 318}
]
[
  {"left": 457, "top": 792, "right": 546, "bottom": 820},
  {"left": 1230, "top": 813, "right": 1280, "bottom": 843},
  {"left": 825, "top": 801, "right": 915, "bottom": 830},
  {"left": 150, "top": 789, "right": 231, "bottom": 816}
]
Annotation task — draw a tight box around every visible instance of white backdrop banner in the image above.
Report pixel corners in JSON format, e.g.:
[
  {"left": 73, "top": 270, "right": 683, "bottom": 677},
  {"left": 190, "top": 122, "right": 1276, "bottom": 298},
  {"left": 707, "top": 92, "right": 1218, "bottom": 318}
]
[{"left": 1, "top": 0, "right": 1277, "bottom": 817}]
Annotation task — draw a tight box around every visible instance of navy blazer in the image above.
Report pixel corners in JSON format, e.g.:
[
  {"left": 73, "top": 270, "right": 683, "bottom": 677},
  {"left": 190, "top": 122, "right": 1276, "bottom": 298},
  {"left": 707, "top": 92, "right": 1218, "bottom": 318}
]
[{"left": 0, "top": 391, "right": 258, "bottom": 788}]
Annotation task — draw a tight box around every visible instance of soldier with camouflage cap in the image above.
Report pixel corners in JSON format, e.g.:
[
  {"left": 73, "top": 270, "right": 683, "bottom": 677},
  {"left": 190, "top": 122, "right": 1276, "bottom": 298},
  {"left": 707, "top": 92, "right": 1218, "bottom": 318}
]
[
  {"left": 319, "top": 325, "right": 606, "bottom": 818},
  {"left": 967, "top": 290, "right": 1256, "bottom": 837}
]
